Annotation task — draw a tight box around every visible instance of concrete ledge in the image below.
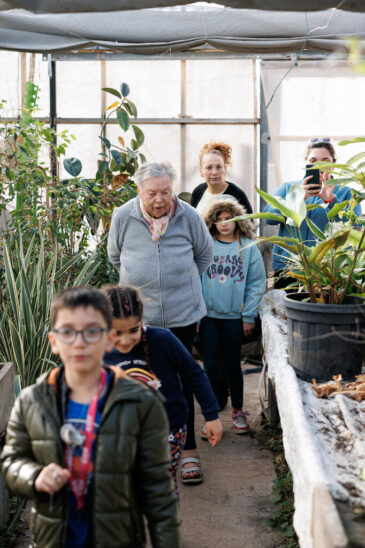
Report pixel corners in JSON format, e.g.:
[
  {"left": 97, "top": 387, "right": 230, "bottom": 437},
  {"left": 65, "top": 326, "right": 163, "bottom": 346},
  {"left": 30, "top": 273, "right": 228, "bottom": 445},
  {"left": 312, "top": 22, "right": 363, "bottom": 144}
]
[
  {"left": 0, "top": 464, "right": 9, "bottom": 525},
  {"left": 0, "top": 362, "right": 15, "bottom": 437},
  {"left": 312, "top": 485, "right": 348, "bottom": 548},
  {"left": 0, "top": 362, "right": 14, "bottom": 526}
]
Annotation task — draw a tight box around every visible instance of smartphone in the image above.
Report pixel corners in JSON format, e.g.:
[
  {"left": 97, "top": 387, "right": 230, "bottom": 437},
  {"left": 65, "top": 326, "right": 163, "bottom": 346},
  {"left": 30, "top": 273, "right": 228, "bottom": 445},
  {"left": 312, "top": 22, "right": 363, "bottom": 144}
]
[{"left": 305, "top": 164, "right": 321, "bottom": 191}]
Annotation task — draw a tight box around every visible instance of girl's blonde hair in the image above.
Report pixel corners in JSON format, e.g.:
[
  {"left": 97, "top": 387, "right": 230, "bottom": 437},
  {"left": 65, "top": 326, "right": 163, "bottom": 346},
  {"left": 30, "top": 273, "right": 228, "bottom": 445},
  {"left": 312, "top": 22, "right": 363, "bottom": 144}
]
[{"left": 199, "top": 141, "right": 232, "bottom": 167}]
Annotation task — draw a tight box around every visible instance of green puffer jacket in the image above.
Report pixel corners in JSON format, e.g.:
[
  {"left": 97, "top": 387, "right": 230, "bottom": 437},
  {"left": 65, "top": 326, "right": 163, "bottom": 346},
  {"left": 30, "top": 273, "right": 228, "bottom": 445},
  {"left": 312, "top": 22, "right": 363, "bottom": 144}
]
[{"left": 0, "top": 366, "right": 180, "bottom": 547}]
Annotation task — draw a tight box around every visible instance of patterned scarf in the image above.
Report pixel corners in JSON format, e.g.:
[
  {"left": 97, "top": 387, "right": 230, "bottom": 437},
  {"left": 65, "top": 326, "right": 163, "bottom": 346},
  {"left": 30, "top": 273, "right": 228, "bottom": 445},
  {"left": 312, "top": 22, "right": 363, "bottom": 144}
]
[{"left": 139, "top": 196, "right": 177, "bottom": 241}]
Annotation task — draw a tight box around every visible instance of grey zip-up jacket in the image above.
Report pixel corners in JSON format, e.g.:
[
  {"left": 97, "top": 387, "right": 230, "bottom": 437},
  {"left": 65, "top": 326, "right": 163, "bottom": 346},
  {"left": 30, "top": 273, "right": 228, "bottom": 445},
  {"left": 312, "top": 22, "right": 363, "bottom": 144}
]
[{"left": 107, "top": 196, "right": 214, "bottom": 328}]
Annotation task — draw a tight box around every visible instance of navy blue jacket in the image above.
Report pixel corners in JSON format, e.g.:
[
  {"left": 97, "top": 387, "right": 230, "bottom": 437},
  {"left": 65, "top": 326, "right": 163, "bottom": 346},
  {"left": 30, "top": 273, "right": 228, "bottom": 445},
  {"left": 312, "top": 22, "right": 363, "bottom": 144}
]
[{"left": 103, "top": 326, "right": 219, "bottom": 430}]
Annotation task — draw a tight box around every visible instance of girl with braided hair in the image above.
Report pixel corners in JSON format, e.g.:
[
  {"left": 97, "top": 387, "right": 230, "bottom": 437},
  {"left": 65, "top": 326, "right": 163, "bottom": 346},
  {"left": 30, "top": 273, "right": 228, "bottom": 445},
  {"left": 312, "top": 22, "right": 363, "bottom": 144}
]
[{"left": 102, "top": 285, "right": 222, "bottom": 493}]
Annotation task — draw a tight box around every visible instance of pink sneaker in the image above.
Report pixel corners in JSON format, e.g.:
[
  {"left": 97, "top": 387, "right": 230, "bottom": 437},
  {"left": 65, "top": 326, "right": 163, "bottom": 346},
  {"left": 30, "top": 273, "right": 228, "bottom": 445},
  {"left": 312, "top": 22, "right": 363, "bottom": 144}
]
[{"left": 232, "top": 410, "right": 250, "bottom": 434}]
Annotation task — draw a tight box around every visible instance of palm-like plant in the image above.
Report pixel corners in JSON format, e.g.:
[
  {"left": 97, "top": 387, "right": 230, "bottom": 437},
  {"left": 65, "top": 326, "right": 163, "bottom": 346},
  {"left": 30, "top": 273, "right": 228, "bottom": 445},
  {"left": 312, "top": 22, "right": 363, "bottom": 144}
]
[{"left": 0, "top": 232, "right": 99, "bottom": 388}]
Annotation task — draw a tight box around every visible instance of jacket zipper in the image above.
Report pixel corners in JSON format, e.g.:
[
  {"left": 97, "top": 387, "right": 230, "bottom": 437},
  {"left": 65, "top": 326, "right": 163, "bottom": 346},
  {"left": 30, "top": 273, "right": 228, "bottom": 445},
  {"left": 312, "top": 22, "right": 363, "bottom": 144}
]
[{"left": 157, "top": 241, "right": 166, "bottom": 328}]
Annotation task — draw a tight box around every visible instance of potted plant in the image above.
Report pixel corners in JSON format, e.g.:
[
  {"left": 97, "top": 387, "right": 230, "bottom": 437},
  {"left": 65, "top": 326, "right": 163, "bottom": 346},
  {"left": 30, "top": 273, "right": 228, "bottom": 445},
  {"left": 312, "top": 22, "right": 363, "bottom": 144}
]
[{"left": 235, "top": 138, "right": 365, "bottom": 381}]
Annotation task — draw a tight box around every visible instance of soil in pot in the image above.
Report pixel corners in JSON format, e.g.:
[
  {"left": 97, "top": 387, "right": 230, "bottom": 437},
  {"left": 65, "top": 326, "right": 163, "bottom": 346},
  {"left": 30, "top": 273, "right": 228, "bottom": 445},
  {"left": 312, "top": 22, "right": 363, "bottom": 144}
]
[{"left": 284, "top": 293, "right": 365, "bottom": 382}]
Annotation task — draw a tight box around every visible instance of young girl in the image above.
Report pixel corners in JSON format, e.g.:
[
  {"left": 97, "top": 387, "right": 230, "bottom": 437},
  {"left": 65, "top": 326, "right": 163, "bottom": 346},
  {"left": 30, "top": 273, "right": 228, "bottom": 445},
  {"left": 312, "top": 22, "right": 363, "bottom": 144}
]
[
  {"left": 102, "top": 286, "right": 222, "bottom": 493},
  {"left": 201, "top": 199, "right": 266, "bottom": 434}
]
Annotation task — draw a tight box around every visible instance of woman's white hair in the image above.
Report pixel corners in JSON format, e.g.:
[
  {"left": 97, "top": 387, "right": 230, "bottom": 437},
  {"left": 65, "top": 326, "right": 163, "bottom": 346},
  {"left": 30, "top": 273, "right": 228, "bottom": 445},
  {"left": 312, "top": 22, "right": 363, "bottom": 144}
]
[{"left": 135, "top": 162, "right": 176, "bottom": 188}]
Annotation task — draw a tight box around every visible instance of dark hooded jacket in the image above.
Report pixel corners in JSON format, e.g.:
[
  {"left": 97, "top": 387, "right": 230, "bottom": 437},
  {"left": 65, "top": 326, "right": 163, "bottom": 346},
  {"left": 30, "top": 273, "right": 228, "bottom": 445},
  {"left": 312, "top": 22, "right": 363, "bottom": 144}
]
[{"left": 0, "top": 366, "right": 180, "bottom": 548}]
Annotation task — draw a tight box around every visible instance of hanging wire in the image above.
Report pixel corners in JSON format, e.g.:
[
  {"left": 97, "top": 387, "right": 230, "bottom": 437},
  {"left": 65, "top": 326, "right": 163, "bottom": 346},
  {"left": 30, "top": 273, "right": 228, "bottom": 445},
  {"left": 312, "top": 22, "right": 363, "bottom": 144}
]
[
  {"left": 265, "top": 0, "right": 348, "bottom": 110},
  {"left": 265, "top": 12, "right": 310, "bottom": 110}
]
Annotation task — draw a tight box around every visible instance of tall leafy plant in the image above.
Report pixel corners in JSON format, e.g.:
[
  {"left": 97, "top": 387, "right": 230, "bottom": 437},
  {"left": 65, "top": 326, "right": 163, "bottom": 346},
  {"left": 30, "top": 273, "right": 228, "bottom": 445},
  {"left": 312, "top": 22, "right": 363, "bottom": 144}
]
[
  {"left": 232, "top": 138, "right": 365, "bottom": 304},
  {"left": 61, "top": 83, "right": 146, "bottom": 284},
  {"left": 0, "top": 232, "right": 99, "bottom": 388}
]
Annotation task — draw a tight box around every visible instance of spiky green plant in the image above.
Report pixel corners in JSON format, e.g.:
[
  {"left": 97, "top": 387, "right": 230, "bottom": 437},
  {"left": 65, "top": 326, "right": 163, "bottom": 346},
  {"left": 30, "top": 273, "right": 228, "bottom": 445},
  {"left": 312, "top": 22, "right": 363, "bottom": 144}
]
[{"left": 0, "top": 232, "right": 99, "bottom": 388}]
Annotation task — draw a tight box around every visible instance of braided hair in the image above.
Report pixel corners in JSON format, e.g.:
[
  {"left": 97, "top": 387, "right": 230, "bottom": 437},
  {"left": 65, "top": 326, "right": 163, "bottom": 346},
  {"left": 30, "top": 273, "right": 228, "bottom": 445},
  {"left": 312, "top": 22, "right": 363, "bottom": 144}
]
[{"left": 102, "top": 286, "right": 152, "bottom": 372}]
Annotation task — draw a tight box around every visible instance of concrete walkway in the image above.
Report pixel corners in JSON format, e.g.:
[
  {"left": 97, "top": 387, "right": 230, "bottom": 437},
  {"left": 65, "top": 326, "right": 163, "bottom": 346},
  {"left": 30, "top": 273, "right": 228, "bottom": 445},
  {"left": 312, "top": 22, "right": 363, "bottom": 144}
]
[{"left": 178, "top": 368, "right": 282, "bottom": 548}]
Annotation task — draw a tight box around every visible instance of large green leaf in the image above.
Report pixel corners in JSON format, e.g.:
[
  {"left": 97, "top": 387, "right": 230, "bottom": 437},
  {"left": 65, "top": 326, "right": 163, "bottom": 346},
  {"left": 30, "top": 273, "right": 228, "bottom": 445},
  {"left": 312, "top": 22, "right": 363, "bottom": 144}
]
[
  {"left": 256, "top": 186, "right": 305, "bottom": 228},
  {"left": 124, "top": 98, "right": 138, "bottom": 118},
  {"left": 117, "top": 109, "right": 130, "bottom": 131},
  {"left": 99, "top": 136, "right": 111, "bottom": 149},
  {"left": 347, "top": 229, "right": 363, "bottom": 247},
  {"left": 327, "top": 201, "right": 349, "bottom": 220},
  {"left": 305, "top": 217, "right": 325, "bottom": 240},
  {"left": 132, "top": 125, "right": 144, "bottom": 147},
  {"left": 121, "top": 83, "right": 130, "bottom": 97},
  {"left": 347, "top": 151, "right": 365, "bottom": 165},
  {"left": 3, "top": 243, "right": 20, "bottom": 319},
  {"left": 64, "top": 157, "right": 82, "bottom": 177},
  {"left": 338, "top": 137, "right": 365, "bottom": 146},
  {"left": 283, "top": 183, "right": 307, "bottom": 225},
  {"left": 229, "top": 212, "right": 286, "bottom": 223},
  {"left": 111, "top": 150, "right": 122, "bottom": 165},
  {"left": 308, "top": 230, "right": 350, "bottom": 265},
  {"left": 101, "top": 87, "right": 121, "bottom": 99}
]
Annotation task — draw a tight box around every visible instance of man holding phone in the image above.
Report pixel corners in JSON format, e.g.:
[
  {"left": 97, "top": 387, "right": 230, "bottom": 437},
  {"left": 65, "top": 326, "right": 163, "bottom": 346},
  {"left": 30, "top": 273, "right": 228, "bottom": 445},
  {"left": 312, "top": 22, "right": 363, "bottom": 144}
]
[{"left": 264, "top": 137, "right": 362, "bottom": 288}]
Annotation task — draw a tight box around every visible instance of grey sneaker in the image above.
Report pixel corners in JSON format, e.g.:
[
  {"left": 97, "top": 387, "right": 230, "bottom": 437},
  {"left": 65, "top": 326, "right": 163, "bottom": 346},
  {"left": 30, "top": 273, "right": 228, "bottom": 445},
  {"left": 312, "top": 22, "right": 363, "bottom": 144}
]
[
  {"left": 201, "top": 423, "right": 208, "bottom": 440},
  {"left": 232, "top": 411, "right": 250, "bottom": 434}
]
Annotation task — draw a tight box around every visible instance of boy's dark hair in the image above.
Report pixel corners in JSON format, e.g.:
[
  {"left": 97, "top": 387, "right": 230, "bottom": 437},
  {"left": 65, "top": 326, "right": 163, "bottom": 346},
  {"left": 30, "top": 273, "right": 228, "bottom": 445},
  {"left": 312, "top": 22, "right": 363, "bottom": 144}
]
[
  {"left": 102, "top": 286, "right": 144, "bottom": 321},
  {"left": 50, "top": 286, "right": 113, "bottom": 329}
]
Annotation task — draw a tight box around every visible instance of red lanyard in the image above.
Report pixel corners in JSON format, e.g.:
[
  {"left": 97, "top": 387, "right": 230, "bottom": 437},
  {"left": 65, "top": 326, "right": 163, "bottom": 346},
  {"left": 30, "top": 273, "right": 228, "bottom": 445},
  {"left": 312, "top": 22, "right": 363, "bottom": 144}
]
[{"left": 65, "top": 368, "right": 107, "bottom": 510}]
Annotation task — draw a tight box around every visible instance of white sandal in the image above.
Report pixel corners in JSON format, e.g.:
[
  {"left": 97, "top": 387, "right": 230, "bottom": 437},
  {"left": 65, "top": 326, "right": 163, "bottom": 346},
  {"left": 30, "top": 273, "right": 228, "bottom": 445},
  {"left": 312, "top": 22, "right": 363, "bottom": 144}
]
[{"left": 180, "top": 457, "right": 203, "bottom": 485}]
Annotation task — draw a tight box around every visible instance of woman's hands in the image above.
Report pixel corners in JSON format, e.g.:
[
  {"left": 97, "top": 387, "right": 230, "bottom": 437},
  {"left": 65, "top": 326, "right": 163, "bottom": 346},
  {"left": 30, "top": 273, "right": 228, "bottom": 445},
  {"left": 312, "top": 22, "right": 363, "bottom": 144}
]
[
  {"left": 34, "top": 463, "right": 70, "bottom": 494},
  {"left": 302, "top": 171, "right": 335, "bottom": 202},
  {"left": 242, "top": 322, "right": 255, "bottom": 337},
  {"left": 205, "top": 418, "right": 223, "bottom": 447},
  {"left": 318, "top": 170, "right": 335, "bottom": 202}
]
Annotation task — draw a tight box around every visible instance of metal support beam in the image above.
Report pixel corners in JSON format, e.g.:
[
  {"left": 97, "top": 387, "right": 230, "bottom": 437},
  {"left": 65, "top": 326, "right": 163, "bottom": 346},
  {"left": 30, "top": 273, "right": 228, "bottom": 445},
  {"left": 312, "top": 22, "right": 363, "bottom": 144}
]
[
  {"left": 29, "top": 117, "right": 259, "bottom": 125},
  {"left": 180, "top": 60, "right": 187, "bottom": 190},
  {"left": 44, "top": 51, "right": 343, "bottom": 62},
  {"left": 49, "top": 56, "right": 57, "bottom": 183},
  {"left": 259, "top": 77, "right": 269, "bottom": 220}
]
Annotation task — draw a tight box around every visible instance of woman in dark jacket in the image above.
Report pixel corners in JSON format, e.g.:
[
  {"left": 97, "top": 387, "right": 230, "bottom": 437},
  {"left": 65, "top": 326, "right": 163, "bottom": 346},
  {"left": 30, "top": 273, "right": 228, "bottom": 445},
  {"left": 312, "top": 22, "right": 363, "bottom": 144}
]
[{"left": 191, "top": 141, "right": 253, "bottom": 215}]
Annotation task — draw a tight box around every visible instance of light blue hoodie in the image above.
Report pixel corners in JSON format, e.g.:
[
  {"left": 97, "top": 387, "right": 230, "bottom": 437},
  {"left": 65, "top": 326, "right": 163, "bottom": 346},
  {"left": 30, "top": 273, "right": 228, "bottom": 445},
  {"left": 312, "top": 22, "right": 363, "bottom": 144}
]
[{"left": 201, "top": 237, "right": 267, "bottom": 324}]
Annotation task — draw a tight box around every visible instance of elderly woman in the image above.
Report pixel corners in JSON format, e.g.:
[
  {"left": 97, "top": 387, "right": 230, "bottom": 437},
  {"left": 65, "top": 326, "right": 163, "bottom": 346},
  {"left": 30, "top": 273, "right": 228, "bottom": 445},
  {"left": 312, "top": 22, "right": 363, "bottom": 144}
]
[
  {"left": 191, "top": 141, "right": 253, "bottom": 215},
  {"left": 107, "top": 161, "right": 222, "bottom": 485}
]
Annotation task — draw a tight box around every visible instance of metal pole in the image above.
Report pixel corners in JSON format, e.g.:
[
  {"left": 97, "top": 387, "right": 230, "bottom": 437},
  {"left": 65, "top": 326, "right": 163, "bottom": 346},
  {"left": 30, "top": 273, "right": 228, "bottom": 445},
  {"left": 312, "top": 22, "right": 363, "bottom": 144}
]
[
  {"left": 49, "top": 56, "right": 57, "bottom": 182},
  {"left": 259, "top": 78, "right": 269, "bottom": 216},
  {"left": 180, "top": 60, "right": 186, "bottom": 191},
  {"left": 252, "top": 59, "right": 258, "bottom": 213}
]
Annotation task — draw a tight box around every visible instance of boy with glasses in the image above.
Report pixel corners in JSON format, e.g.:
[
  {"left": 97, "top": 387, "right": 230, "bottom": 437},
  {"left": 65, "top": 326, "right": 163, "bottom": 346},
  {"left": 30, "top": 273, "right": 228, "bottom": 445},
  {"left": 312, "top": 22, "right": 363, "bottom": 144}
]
[{"left": 1, "top": 286, "right": 179, "bottom": 547}]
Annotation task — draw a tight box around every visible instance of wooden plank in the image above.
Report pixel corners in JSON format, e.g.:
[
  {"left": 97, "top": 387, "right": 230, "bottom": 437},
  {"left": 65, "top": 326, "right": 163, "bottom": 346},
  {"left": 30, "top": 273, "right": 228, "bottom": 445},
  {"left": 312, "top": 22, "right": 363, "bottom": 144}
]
[{"left": 312, "top": 485, "right": 348, "bottom": 548}]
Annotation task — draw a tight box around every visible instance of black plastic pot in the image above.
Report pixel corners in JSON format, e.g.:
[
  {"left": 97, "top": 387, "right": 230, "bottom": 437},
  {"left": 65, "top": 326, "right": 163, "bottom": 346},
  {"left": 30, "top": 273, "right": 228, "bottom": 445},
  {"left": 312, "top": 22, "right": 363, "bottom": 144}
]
[{"left": 284, "top": 293, "right": 365, "bottom": 382}]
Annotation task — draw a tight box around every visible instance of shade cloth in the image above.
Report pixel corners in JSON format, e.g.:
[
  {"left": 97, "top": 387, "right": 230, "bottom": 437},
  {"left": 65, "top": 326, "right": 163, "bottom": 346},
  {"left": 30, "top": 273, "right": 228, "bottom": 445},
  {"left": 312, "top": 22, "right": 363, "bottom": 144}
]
[
  {"left": 0, "top": 7, "right": 364, "bottom": 54},
  {"left": 0, "top": 1, "right": 364, "bottom": 14}
]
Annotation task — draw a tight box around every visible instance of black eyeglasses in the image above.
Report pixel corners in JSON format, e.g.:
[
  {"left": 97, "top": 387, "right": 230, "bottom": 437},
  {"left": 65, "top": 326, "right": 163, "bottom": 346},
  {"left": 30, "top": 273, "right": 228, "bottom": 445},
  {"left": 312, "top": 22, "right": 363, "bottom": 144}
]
[
  {"left": 53, "top": 327, "right": 109, "bottom": 344},
  {"left": 308, "top": 137, "right": 332, "bottom": 144}
]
